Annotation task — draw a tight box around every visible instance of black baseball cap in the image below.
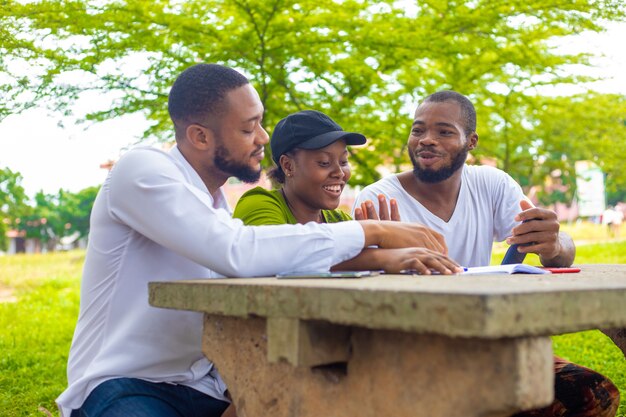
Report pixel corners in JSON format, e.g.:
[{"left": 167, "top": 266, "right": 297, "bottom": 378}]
[{"left": 271, "top": 110, "right": 367, "bottom": 165}]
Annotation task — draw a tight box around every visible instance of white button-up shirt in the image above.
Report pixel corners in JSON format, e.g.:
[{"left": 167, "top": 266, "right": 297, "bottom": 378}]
[{"left": 56, "top": 145, "right": 364, "bottom": 416}]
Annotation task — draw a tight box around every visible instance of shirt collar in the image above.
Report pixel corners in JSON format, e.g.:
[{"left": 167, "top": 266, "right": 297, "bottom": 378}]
[
  {"left": 169, "top": 144, "right": 230, "bottom": 212},
  {"left": 169, "top": 145, "right": 209, "bottom": 192}
]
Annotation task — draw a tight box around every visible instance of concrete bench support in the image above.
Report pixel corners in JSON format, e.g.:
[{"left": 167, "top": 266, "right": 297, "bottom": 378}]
[
  {"left": 266, "top": 318, "right": 351, "bottom": 366},
  {"left": 204, "top": 315, "right": 553, "bottom": 417}
]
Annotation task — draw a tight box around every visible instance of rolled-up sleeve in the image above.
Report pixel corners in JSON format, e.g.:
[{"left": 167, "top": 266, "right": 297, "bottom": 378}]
[{"left": 107, "top": 148, "right": 364, "bottom": 277}]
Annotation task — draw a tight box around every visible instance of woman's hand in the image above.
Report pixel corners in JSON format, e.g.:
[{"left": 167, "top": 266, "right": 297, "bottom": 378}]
[{"left": 354, "top": 194, "right": 400, "bottom": 221}]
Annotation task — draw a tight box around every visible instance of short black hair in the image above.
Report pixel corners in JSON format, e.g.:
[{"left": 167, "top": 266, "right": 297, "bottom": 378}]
[
  {"left": 422, "top": 90, "right": 476, "bottom": 135},
  {"left": 266, "top": 165, "right": 286, "bottom": 186},
  {"left": 168, "top": 63, "right": 249, "bottom": 135},
  {"left": 266, "top": 150, "right": 299, "bottom": 187}
]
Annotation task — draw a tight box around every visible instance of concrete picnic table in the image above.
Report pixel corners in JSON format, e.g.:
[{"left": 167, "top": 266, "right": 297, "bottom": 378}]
[{"left": 149, "top": 264, "right": 626, "bottom": 417}]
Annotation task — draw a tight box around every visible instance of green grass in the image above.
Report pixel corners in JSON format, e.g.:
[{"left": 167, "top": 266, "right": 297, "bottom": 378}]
[
  {"left": 491, "top": 223, "right": 626, "bottom": 265},
  {"left": 1, "top": 231, "right": 625, "bottom": 416},
  {"left": 561, "top": 220, "right": 624, "bottom": 243},
  {"left": 0, "top": 251, "right": 83, "bottom": 417}
]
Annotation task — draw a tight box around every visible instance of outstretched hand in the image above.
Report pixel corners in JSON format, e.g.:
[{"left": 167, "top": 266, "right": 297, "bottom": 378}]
[{"left": 354, "top": 194, "right": 401, "bottom": 221}]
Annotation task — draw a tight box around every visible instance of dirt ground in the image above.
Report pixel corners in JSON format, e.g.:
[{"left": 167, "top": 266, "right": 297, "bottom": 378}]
[{"left": 0, "top": 284, "right": 17, "bottom": 303}]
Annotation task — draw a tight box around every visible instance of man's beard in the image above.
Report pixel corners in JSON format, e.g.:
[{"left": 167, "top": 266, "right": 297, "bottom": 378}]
[
  {"left": 409, "top": 145, "right": 468, "bottom": 183},
  {"left": 214, "top": 143, "right": 262, "bottom": 184}
]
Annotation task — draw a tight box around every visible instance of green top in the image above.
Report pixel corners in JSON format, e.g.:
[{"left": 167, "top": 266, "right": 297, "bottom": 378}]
[{"left": 233, "top": 186, "right": 352, "bottom": 225}]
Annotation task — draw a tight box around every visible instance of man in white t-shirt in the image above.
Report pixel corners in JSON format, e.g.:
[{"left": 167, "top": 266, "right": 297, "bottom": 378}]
[
  {"left": 603, "top": 206, "right": 623, "bottom": 238},
  {"left": 602, "top": 206, "right": 616, "bottom": 237},
  {"left": 354, "top": 92, "right": 576, "bottom": 268},
  {"left": 613, "top": 208, "right": 624, "bottom": 238},
  {"left": 354, "top": 91, "right": 620, "bottom": 417},
  {"left": 56, "top": 64, "right": 452, "bottom": 417}
]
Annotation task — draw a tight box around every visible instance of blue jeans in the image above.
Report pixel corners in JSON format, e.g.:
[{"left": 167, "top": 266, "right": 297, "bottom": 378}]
[{"left": 70, "top": 378, "right": 230, "bottom": 417}]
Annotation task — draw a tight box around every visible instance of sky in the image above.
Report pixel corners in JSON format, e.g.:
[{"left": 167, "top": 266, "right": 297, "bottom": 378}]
[{"left": 1, "top": 22, "right": 625, "bottom": 198}]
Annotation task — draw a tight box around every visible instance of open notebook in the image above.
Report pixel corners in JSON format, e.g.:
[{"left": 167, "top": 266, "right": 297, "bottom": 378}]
[
  {"left": 463, "top": 264, "right": 550, "bottom": 275},
  {"left": 460, "top": 241, "right": 549, "bottom": 274}
]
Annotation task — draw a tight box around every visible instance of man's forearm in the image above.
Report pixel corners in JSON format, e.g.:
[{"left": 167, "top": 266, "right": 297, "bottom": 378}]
[
  {"left": 357, "top": 220, "right": 447, "bottom": 254},
  {"left": 332, "top": 248, "right": 383, "bottom": 271},
  {"left": 540, "top": 232, "right": 576, "bottom": 267}
]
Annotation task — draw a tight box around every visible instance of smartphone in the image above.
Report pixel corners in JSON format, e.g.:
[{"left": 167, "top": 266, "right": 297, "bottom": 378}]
[
  {"left": 276, "top": 271, "right": 378, "bottom": 279},
  {"left": 502, "top": 219, "right": 530, "bottom": 265},
  {"left": 501, "top": 244, "right": 527, "bottom": 265}
]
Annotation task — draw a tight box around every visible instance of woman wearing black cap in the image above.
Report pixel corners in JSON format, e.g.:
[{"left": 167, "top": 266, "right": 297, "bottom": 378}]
[
  {"left": 234, "top": 110, "right": 366, "bottom": 225},
  {"left": 233, "top": 110, "right": 461, "bottom": 274}
]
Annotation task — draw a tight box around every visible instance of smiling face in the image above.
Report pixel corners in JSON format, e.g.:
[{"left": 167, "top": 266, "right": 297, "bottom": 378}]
[
  {"left": 407, "top": 100, "right": 477, "bottom": 183},
  {"left": 203, "top": 84, "right": 269, "bottom": 183},
  {"left": 281, "top": 140, "right": 351, "bottom": 211}
]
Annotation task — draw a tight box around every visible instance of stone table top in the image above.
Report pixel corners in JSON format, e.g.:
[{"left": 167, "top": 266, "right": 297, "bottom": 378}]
[{"left": 149, "top": 264, "right": 626, "bottom": 338}]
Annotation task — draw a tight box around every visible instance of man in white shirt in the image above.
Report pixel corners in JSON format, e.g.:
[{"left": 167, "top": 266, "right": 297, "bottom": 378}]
[
  {"left": 354, "top": 92, "right": 576, "bottom": 268},
  {"left": 56, "top": 64, "right": 455, "bottom": 417},
  {"left": 603, "top": 206, "right": 623, "bottom": 238},
  {"left": 354, "top": 91, "right": 620, "bottom": 417},
  {"left": 613, "top": 208, "right": 624, "bottom": 238},
  {"left": 602, "top": 206, "right": 616, "bottom": 237}
]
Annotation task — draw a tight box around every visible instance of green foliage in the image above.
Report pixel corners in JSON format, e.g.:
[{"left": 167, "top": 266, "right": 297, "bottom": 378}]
[
  {"left": 0, "top": 167, "right": 29, "bottom": 251},
  {"left": 0, "top": 165, "right": 99, "bottom": 252},
  {"left": 0, "top": 0, "right": 45, "bottom": 119},
  {"left": 524, "top": 94, "right": 626, "bottom": 204},
  {"left": 1, "top": 0, "right": 626, "bottom": 192},
  {"left": 18, "top": 186, "right": 100, "bottom": 247},
  {"left": 608, "top": 187, "right": 626, "bottom": 206}
]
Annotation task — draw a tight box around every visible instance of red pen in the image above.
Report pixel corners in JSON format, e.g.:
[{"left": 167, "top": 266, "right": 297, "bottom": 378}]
[{"left": 540, "top": 267, "right": 581, "bottom": 274}]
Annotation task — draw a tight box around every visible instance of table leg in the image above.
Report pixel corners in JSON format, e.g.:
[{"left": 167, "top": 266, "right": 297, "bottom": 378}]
[{"left": 203, "top": 315, "right": 554, "bottom": 417}]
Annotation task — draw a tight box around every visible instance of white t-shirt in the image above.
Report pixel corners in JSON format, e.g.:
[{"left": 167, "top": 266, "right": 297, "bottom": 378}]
[
  {"left": 602, "top": 209, "right": 615, "bottom": 225},
  {"left": 56, "top": 145, "right": 364, "bottom": 416},
  {"left": 353, "top": 165, "right": 524, "bottom": 267}
]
